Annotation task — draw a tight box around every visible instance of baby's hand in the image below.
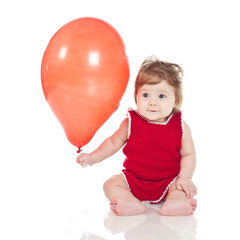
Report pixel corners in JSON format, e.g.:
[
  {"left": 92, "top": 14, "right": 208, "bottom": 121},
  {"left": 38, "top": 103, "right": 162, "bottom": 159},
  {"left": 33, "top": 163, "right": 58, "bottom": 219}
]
[
  {"left": 176, "top": 177, "right": 197, "bottom": 199},
  {"left": 76, "top": 153, "right": 93, "bottom": 168}
]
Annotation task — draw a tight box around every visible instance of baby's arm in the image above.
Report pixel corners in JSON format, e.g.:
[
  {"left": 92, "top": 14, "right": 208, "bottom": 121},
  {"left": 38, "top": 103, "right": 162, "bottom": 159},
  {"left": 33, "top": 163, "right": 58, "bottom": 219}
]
[
  {"left": 176, "top": 121, "right": 197, "bottom": 198},
  {"left": 76, "top": 118, "right": 128, "bottom": 167}
]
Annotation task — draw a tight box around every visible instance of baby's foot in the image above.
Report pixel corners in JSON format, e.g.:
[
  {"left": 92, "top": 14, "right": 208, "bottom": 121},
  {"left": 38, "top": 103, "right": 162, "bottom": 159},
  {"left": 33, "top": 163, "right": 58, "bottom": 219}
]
[
  {"left": 160, "top": 198, "right": 197, "bottom": 216},
  {"left": 110, "top": 198, "right": 146, "bottom": 216}
]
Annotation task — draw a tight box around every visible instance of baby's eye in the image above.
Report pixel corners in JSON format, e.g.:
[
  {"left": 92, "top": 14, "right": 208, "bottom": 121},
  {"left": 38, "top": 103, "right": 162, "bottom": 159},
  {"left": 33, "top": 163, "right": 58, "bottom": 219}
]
[
  {"left": 159, "top": 94, "right": 166, "bottom": 99},
  {"left": 142, "top": 93, "right": 149, "bottom": 98}
]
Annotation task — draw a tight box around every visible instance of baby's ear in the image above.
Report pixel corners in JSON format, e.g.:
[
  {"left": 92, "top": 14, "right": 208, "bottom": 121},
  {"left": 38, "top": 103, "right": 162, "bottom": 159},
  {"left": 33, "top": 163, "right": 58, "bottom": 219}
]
[{"left": 174, "top": 100, "right": 180, "bottom": 111}]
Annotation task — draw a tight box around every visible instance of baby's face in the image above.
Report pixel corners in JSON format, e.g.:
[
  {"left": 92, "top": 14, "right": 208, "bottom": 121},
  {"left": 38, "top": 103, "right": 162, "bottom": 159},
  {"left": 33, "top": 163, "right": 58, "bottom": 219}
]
[{"left": 136, "top": 81, "right": 176, "bottom": 123}]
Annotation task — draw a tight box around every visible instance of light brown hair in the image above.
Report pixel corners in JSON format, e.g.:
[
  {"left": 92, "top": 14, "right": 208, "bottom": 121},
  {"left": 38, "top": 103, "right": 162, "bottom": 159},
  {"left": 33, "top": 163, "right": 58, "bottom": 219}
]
[{"left": 134, "top": 56, "right": 183, "bottom": 113}]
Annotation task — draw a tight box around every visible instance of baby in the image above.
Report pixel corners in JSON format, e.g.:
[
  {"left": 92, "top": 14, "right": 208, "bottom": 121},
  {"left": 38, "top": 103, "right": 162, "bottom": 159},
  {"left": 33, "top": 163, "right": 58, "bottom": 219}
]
[{"left": 76, "top": 56, "right": 197, "bottom": 216}]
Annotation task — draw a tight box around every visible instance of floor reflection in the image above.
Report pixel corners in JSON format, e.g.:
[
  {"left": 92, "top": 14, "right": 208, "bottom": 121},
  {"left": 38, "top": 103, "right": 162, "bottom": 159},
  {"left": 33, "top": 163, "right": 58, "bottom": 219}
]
[
  {"left": 64, "top": 204, "right": 197, "bottom": 240},
  {"left": 79, "top": 232, "right": 106, "bottom": 240},
  {"left": 104, "top": 204, "right": 197, "bottom": 240}
]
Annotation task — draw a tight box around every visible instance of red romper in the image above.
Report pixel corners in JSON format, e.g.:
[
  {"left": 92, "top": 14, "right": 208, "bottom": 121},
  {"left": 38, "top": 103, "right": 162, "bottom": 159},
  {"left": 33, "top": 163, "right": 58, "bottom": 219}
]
[{"left": 122, "top": 110, "right": 183, "bottom": 203}]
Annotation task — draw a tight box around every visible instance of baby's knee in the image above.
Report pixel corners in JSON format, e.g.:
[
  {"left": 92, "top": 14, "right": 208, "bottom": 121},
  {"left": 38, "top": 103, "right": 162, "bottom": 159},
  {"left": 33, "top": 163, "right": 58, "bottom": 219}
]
[
  {"left": 103, "top": 174, "right": 124, "bottom": 193},
  {"left": 103, "top": 178, "right": 112, "bottom": 193},
  {"left": 103, "top": 175, "right": 117, "bottom": 193}
]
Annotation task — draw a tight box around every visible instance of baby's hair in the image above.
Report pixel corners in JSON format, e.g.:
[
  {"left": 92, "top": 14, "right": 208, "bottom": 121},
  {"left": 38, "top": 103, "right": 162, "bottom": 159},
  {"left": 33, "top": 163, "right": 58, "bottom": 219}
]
[{"left": 134, "top": 55, "right": 183, "bottom": 113}]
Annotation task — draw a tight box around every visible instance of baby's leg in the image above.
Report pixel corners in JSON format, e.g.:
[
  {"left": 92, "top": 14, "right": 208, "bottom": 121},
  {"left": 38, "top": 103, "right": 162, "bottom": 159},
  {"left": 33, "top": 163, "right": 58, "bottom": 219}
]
[
  {"left": 160, "top": 182, "right": 197, "bottom": 216},
  {"left": 103, "top": 174, "right": 146, "bottom": 216}
]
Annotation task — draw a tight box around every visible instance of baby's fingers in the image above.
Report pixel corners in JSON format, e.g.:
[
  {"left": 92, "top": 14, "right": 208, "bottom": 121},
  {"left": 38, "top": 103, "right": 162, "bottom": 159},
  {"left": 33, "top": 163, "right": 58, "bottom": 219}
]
[
  {"left": 176, "top": 181, "right": 183, "bottom": 191},
  {"left": 193, "top": 184, "right": 197, "bottom": 196},
  {"left": 178, "top": 182, "right": 193, "bottom": 198},
  {"left": 176, "top": 182, "right": 191, "bottom": 198},
  {"left": 185, "top": 185, "right": 197, "bottom": 198},
  {"left": 81, "top": 161, "right": 89, "bottom": 168},
  {"left": 76, "top": 155, "right": 86, "bottom": 167},
  {"left": 76, "top": 156, "right": 80, "bottom": 164},
  {"left": 182, "top": 185, "right": 191, "bottom": 198}
]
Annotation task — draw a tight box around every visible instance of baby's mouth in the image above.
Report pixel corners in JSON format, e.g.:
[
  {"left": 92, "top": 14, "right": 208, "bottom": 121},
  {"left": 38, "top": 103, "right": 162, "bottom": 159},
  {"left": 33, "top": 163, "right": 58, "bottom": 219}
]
[{"left": 148, "top": 109, "right": 158, "bottom": 112}]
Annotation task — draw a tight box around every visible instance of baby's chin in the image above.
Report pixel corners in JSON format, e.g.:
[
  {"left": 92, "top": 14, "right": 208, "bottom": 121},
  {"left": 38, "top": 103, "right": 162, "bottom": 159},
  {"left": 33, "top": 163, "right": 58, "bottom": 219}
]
[
  {"left": 142, "top": 113, "right": 166, "bottom": 123},
  {"left": 147, "top": 117, "right": 166, "bottom": 123}
]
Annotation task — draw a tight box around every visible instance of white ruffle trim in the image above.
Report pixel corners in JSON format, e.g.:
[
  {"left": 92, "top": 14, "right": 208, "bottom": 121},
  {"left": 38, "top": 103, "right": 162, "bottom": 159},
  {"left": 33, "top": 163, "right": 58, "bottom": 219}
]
[
  {"left": 121, "top": 172, "right": 131, "bottom": 191},
  {"left": 121, "top": 172, "right": 179, "bottom": 204},
  {"left": 126, "top": 111, "right": 132, "bottom": 139},
  {"left": 148, "top": 176, "right": 179, "bottom": 204}
]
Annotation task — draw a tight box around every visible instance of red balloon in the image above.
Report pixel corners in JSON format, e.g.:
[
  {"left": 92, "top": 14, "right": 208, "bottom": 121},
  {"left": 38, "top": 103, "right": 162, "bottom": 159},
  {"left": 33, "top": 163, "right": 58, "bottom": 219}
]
[{"left": 41, "top": 18, "right": 129, "bottom": 152}]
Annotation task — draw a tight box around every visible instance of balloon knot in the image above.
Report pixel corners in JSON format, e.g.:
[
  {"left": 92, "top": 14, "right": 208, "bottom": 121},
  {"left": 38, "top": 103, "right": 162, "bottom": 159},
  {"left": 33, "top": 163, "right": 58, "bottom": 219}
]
[{"left": 77, "top": 148, "right": 82, "bottom": 154}]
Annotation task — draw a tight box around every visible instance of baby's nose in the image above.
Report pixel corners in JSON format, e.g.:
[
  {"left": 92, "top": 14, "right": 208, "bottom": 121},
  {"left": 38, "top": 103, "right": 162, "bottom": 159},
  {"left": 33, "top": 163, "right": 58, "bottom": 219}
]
[{"left": 148, "top": 98, "right": 157, "bottom": 105}]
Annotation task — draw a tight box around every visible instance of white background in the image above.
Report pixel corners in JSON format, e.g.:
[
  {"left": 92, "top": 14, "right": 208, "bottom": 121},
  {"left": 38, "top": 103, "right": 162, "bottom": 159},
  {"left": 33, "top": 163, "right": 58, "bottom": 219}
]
[{"left": 0, "top": 0, "right": 240, "bottom": 239}]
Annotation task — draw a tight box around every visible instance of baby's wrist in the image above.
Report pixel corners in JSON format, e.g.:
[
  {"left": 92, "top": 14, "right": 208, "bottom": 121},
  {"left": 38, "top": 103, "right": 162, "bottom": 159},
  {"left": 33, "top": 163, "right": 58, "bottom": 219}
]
[
  {"left": 178, "top": 175, "right": 192, "bottom": 179},
  {"left": 88, "top": 153, "right": 94, "bottom": 165}
]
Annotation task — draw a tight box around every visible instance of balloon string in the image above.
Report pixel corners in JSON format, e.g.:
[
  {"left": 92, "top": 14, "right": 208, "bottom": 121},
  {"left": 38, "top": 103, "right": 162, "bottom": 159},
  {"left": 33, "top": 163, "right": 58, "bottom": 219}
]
[{"left": 77, "top": 148, "right": 82, "bottom": 154}]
